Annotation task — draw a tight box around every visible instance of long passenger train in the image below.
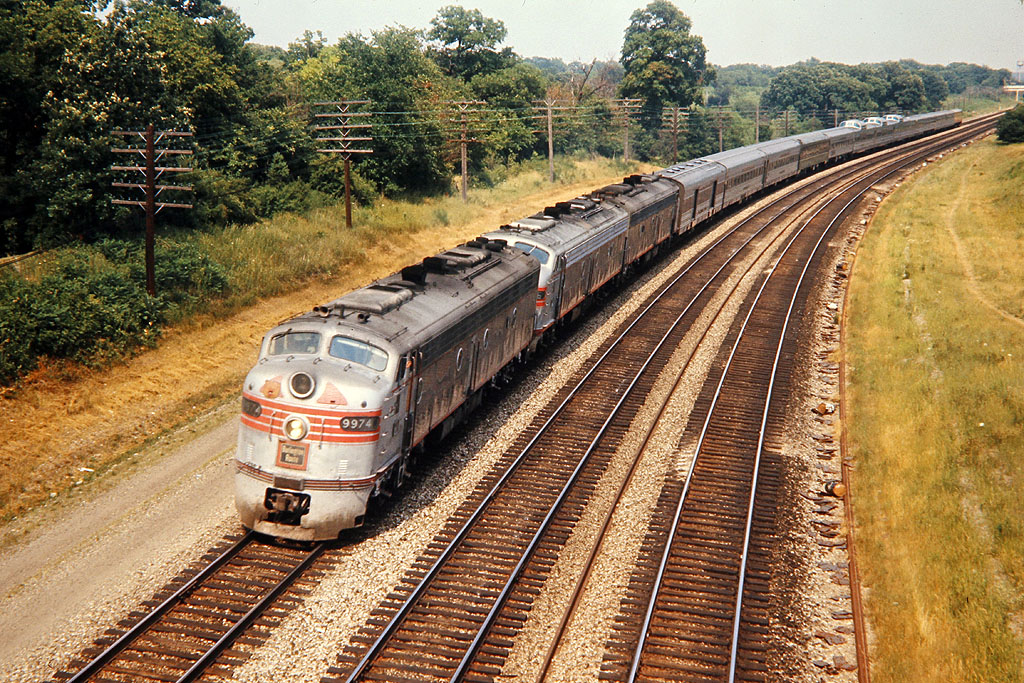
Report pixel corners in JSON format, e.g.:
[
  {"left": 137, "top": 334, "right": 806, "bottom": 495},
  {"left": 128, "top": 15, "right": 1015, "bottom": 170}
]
[{"left": 235, "top": 110, "right": 962, "bottom": 540}]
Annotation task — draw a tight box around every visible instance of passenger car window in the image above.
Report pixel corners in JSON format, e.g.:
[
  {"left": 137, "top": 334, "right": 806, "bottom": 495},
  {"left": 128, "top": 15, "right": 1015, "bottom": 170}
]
[
  {"left": 329, "top": 336, "right": 389, "bottom": 371},
  {"left": 269, "top": 331, "right": 321, "bottom": 355}
]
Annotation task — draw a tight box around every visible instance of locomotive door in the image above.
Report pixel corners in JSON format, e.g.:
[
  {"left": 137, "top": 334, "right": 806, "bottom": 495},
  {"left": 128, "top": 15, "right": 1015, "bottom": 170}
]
[{"left": 399, "top": 351, "right": 420, "bottom": 453}]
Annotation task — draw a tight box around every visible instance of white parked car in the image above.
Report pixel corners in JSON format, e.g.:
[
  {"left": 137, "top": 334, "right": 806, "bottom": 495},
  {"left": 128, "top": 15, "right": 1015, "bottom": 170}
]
[{"left": 839, "top": 119, "right": 864, "bottom": 130}]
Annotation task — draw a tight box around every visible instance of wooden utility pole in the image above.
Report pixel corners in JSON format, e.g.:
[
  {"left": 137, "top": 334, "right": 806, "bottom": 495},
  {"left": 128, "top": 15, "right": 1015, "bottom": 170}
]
[
  {"left": 313, "top": 100, "right": 373, "bottom": 228},
  {"left": 111, "top": 125, "right": 193, "bottom": 297},
  {"left": 834, "top": 108, "right": 839, "bottom": 127},
  {"left": 715, "top": 105, "right": 725, "bottom": 153},
  {"left": 661, "top": 105, "right": 688, "bottom": 163},
  {"left": 614, "top": 98, "right": 641, "bottom": 162},
  {"left": 784, "top": 109, "right": 790, "bottom": 137},
  {"left": 444, "top": 100, "right": 485, "bottom": 202}
]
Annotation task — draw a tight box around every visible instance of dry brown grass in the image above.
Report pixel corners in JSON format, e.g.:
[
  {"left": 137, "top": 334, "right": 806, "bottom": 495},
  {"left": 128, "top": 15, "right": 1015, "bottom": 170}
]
[
  {"left": 846, "top": 136, "right": 1024, "bottom": 681},
  {"left": 0, "top": 158, "right": 654, "bottom": 535}
]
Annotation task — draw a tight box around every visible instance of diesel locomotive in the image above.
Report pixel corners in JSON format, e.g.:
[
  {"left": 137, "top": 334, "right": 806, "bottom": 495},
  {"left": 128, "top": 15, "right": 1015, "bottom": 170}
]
[{"left": 236, "top": 110, "right": 962, "bottom": 540}]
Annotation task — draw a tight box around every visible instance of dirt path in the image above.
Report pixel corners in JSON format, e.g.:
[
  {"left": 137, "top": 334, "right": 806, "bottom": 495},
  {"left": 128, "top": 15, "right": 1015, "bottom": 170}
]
[{"left": 944, "top": 157, "right": 1024, "bottom": 330}]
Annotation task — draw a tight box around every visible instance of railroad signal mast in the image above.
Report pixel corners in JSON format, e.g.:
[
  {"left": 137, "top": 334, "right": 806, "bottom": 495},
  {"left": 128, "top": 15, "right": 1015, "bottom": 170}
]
[
  {"left": 111, "top": 124, "right": 193, "bottom": 297},
  {"left": 313, "top": 100, "right": 374, "bottom": 228}
]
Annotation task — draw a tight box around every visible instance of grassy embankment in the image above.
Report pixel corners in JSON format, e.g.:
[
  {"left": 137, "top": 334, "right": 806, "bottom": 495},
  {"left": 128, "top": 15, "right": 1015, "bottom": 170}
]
[{"left": 846, "top": 136, "right": 1024, "bottom": 681}]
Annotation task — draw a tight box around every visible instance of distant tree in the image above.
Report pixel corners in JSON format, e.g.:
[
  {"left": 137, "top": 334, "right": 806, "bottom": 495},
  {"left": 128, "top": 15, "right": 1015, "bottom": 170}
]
[
  {"left": 917, "top": 69, "right": 949, "bottom": 110},
  {"left": 996, "top": 106, "right": 1024, "bottom": 143},
  {"left": 426, "top": 5, "right": 515, "bottom": 80},
  {"left": 619, "top": 0, "right": 712, "bottom": 128},
  {"left": 286, "top": 30, "right": 326, "bottom": 63}
]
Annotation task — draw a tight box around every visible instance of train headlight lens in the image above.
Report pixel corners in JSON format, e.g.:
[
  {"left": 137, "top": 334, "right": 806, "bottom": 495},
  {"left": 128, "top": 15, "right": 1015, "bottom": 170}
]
[
  {"left": 289, "top": 372, "right": 315, "bottom": 399},
  {"left": 283, "top": 416, "right": 308, "bottom": 441}
]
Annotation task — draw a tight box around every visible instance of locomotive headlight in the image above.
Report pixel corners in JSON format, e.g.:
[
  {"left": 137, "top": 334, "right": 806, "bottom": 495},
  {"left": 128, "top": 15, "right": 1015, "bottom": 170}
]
[
  {"left": 283, "top": 416, "right": 308, "bottom": 441},
  {"left": 289, "top": 371, "right": 315, "bottom": 399}
]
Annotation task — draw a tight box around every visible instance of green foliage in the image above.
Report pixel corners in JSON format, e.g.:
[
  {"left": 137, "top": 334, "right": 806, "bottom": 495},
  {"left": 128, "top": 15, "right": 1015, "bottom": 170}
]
[
  {"left": 996, "top": 106, "right": 1024, "bottom": 144},
  {"left": 426, "top": 5, "right": 515, "bottom": 80},
  {"left": 620, "top": 0, "right": 712, "bottom": 128},
  {"left": 292, "top": 28, "right": 454, "bottom": 196},
  {"left": 761, "top": 59, "right": 1006, "bottom": 120},
  {"left": 0, "top": 238, "right": 228, "bottom": 384}
]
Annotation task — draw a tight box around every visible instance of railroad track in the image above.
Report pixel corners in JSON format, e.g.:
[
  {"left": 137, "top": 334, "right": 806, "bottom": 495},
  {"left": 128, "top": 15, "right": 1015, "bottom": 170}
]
[
  {"left": 324, "top": 116, "right": 999, "bottom": 683},
  {"left": 598, "top": 115, "right": 998, "bottom": 683},
  {"left": 56, "top": 532, "right": 331, "bottom": 683},
  {"left": 53, "top": 115, "right": 997, "bottom": 683}
]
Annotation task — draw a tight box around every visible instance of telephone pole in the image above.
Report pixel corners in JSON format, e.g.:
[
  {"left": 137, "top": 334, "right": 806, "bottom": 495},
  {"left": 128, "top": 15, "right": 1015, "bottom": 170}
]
[
  {"left": 614, "top": 98, "right": 641, "bottom": 162},
  {"left": 661, "top": 105, "right": 688, "bottom": 163},
  {"left": 444, "top": 100, "right": 486, "bottom": 202},
  {"left": 111, "top": 125, "right": 193, "bottom": 297},
  {"left": 533, "top": 99, "right": 571, "bottom": 182},
  {"left": 313, "top": 100, "right": 373, "bottom": 228},
  {"left": 715, "top": 105, "right": 726, "bottom": 153}
]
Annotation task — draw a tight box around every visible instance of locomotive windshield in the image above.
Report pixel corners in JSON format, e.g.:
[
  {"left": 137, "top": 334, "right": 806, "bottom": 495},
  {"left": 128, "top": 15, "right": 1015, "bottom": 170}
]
[
  {"left": 512, "top": 242, "right": 550, "bottom": 265},
  {"left": 268, "top": 331, "right": 321, "bottom": 355},
  {"left": 329, "top": 335, "right": 389, "bottom": 372}
]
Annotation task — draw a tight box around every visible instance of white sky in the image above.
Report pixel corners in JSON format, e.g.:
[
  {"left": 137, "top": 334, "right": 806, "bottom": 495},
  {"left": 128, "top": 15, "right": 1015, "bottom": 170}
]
[{"left": 224, "top": 0, "right": 1024, "bottom": 71}]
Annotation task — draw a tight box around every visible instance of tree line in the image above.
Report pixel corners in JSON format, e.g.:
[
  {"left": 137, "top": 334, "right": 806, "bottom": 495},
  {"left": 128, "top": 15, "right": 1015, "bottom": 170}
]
[{"left": 1, "top": 0, "right": 1011, "bottom": 257}]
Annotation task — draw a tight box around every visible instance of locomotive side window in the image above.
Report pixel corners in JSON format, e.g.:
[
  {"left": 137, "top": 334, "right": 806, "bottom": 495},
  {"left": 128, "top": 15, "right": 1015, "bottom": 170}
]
[
  {"left": 512, "top": 242, "right": 550, "bottom": 265},
  {"left": 269, "top": 331, "right": 321, "bottom": 355},
  {"left": 329, "top": 336, "right": 389, "bottom": 371}
]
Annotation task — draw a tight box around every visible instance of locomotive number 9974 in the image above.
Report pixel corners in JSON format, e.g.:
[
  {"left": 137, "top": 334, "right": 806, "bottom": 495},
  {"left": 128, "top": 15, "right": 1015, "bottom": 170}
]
[{"left": 340, "top": 416, "right": 380, "bottom": 432}]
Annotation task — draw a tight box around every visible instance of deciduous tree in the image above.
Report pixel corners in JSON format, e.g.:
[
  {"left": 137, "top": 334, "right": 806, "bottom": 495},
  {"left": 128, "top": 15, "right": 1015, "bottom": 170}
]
[{"left": 619, "top": 0, "right": 711, "bottom": 128}]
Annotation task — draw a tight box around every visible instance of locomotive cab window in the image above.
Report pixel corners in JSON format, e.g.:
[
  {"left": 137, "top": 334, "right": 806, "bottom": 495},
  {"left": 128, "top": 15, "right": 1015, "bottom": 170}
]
[
  {"left": 269, "top": 331, "right": 321, "bottom": 356},
  {"left": 329, "top": 336, "right": 389, "bottom": 372},
  {"left": 512, "top": 242, "right": 550, "bottom": 265}
]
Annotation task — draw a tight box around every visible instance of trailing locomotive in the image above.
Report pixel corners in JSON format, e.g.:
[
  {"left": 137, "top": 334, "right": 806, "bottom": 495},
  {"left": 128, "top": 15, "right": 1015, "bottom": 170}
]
[{"left": 235, "top": 109, "right": 962, "bottom": 540}]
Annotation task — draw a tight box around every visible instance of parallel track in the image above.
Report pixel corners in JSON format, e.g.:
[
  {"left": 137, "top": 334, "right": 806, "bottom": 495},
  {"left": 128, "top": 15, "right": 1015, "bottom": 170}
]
[
  {"left": 57, "top": 532, "right": 328, "bottom": 683},
  {"left": 53, "top": 115, "right": 997, "bottom": 683},
  {"left": 600, "top": 115, "right": 997, "bottom": 683},
  {"left": 327, "top": 116, "right": 999, "bottom": 683}
]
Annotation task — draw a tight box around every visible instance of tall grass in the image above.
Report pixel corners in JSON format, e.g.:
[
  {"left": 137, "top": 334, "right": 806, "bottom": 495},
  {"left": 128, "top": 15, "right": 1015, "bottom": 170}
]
[
  {"left": 846, "top": 137, "right": 1024, "bottom": 681},
  {"left": 198, "top": 155, "right": 640, "bottom": 313}
]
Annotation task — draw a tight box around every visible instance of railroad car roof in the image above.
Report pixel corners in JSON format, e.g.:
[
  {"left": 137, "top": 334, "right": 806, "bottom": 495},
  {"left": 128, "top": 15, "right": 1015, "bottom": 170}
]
[
  {"left": 791, "top": 129, "right": 829, "bottom": 145},
  {"left": 276, "top": 240, "right": 539, "bottom": 356},
  {"left": 592, "top": 174, "right": 677, "bottom": 214},
  {"left": 489, "top": 195, "right": 629, "bottom": 257},
  {"left": 658, "top": 157, "right": 726, "bottom": 186},
  {"left": 754, "top": 137, "right": 802, "bottom": 157},
  {"left": 820, "top": 127, "right": 858, "bottom": 142}
]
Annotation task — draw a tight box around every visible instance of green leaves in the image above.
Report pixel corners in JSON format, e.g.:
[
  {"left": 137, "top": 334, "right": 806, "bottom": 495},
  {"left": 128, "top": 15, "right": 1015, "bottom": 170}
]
[
  {"left": 996, "top": 106, "right": 1024, "bottom": 144},
  {"left": 619, "top": 0, "right": 710, "bottom": 119}
]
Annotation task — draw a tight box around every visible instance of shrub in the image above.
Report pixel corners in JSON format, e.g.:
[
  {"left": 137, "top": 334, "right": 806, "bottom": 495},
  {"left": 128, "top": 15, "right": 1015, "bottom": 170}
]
[
  {"left": 0, "top": 238, "right": 230, "bottom": 386},
  {"left": 996, "top": 106, "right": 1024, "bottom": 143}
]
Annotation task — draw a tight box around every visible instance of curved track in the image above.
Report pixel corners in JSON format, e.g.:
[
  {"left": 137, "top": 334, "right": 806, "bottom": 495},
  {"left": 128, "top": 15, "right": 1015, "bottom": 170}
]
[
  {"left": 54, "top": 115, "right": 996, "bottom": 683},
  {"left": 326, "top": 116, "right": 998, "bottom": 683}
]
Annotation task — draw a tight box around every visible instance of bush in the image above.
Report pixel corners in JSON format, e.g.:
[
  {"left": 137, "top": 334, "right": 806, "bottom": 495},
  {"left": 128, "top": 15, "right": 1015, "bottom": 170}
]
[
  {"left": 0, "top": 239, "right": 231, "bottom": 386},
  {"left": 996, "top": 106, "right": 1024, "bottom": 143}
]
